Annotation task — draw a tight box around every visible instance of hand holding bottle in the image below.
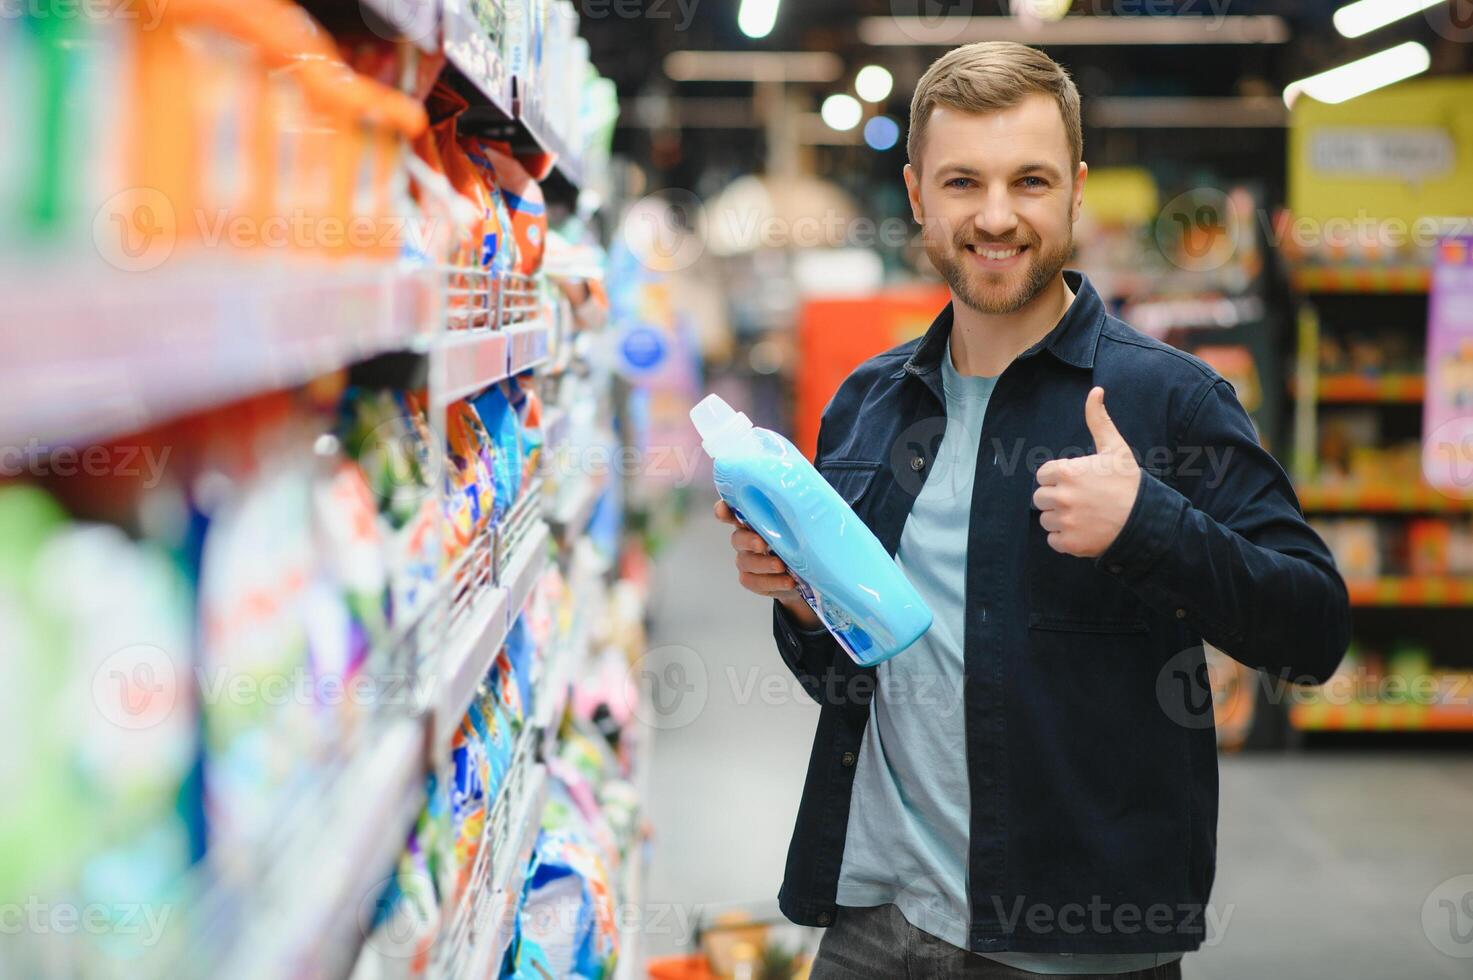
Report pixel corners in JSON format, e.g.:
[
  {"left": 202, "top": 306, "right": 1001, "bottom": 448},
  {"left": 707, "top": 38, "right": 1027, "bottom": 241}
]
[{"left": 714, "top": 499, "right": 822, "bottom": 629}]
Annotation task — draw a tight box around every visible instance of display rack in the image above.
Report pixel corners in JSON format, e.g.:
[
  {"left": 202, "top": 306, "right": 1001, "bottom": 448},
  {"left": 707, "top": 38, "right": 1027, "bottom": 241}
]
[{"left": 1286, "top": 262, "right": 1473, "bottom": 736}]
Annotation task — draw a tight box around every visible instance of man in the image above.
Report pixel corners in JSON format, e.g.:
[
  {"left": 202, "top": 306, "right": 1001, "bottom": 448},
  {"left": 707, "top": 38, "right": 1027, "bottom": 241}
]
[{"left": 715, "top": 42, "right": 1350, "bottom": 978}]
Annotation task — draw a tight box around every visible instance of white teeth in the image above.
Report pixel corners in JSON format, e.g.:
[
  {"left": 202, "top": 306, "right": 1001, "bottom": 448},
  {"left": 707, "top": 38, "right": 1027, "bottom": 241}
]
[{"left": 973, "top": 246, "right": 1021, "bottom": 260}]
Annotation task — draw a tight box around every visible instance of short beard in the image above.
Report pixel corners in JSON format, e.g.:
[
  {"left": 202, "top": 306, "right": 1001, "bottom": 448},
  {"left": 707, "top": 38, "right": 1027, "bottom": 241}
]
[{"left": 926, "top": 223, "right": 1072, "bottom": 316}]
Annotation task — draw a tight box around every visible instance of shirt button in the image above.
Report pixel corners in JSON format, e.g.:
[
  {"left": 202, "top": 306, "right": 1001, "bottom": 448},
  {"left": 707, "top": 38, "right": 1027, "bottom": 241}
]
[
  {"left": 910, "top": 455, "right": 925, "bottom": 472},
  {"left": 817, "top": 911, "right": 834, "bottom": 926},
  {"left": 1175, "top": 608, "right": 1187, "bottom": 619},
  {"left": 841, "top": 751, "right": 857, "bottom": 767}
]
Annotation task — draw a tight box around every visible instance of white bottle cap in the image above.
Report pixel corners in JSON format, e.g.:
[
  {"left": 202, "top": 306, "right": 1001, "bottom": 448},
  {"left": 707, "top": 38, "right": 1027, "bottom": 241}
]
[{"left": 690, "top": 394, "right": 757, "bottom": 458}]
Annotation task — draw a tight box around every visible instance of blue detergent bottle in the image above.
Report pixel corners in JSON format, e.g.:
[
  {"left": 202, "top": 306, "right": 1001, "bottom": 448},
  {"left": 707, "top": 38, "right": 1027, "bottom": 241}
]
[{"left": 691, "top": 394, "right": 932, "bottom": 666}]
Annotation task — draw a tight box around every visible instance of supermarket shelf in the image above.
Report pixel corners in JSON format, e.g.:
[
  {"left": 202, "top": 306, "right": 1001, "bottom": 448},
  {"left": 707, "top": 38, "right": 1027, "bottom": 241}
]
[
  {"left": 1289, "top": 701, "right": 1473, "bottom": 732},
  {"left": 3, "top": 260, "right": 437, "bottom": 446},
  {"left": 502, "top": 518, "right": 551, "bottom": 619},
  {"left": 429, "top": 582, "right": 511, "bottom": 755},
  {"left": 464, "top": 764, "right": 549, "bottom": 979},
  {"left": 433, "top": 328, "right": 512, "bottom": 406},
  {"left": 515, "top": 81, "right": 585, "bottom": 194},
  {"left": 507, "top": 315, "right": 552, "bottom": 375},
  {"left": 1296, "top": 483, "right": 1473, "bottom": 513},
  {"left": 1289, "top": 374, "right": 1426, "bottom": 402},
  {"left": 220, "top": 719, "right": 428, "bottom": 980},
  {"left": 1346, "top": 577, "right": 1473, "bottom": 607},
  {"left": 1289, "top": 265, "right": 1431, "bottom": 294},
  {"left": 547, "top": 473, "right": 607, "bottom": 543},
  {"left": 442, "top": 0, "right": 514, "bottom": 116}
]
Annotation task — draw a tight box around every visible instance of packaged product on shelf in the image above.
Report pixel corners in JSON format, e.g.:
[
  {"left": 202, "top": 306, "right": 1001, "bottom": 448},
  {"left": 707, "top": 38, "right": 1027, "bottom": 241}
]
[
  {"left": 339, "top": 388, "right": 443, "bottom": 623},
  {"left": 445, "top": 398, "right": 498, "bottom": 557},
  {"left": 465, "top": 139, "right": 549, "bottom": 276},
  {"left": 0, "top": 486, "right": 196, "bottom": 968},
  {"left": 313, "top": 458, "right": 391, "bottom": 647},
  {"left": 197, "top": 461, "right": 321, "bottom": 859},
  {"left": 519, "top": 826, "right": 619, "bottom": 979},
  {"left": 471, "top": 382, "right": 526, "bottom": 521},
  {"left": 352, "top": 824, "right": 440, "bottom": 980},
  {"left": 509, "top": 378, "right": 545, "bottom": 486},
  {"left": 490, "top": 647, "right": 527, "bottom": 729},
  {"left": 503, "top": 613, "right": 539, "bottom": 716},
  {"left": 449, "top": 713, "right": 489, "bottom": 893}
]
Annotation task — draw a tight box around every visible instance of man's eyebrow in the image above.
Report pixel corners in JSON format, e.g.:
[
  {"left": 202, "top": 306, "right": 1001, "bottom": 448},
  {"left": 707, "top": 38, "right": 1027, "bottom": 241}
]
[
  {"left": 1014, "top": 162, "right": 1065, "bottom": 179},
  {"left": 934, "top": 164, "right": 981, "bottom": 178}
]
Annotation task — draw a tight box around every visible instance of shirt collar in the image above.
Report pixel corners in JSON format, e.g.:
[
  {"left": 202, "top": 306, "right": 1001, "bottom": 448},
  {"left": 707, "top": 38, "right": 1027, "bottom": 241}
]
[{"left": 898, "top": 270, "right": 1107, "bottom": 381}]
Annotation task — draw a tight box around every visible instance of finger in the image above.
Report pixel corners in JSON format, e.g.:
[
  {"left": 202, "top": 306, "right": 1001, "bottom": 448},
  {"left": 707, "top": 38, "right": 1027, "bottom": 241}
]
[
  {"left": 737, "top": 551, "right": 788, "bottom": 576},
  {"left": 730, "top": 528, "right": 772, "bottom": 555},
  {"left": 1038, "top": 509, "right": 1064, "bottom": 533},
  {"left": 1046, "top": 530, "right": 1068, "bottom": 554},
  {"left": 1085, "top": 386, "right": 1128, "bottom": 455},
  {"left": 738, "top": 570, "right": 798, "bottom": 597},
  {"left": 714, "top": 499, "right": 739, "bottom": 525},
  {"left": 1032, "top": 485, "right": 1062, "bottom": 512},
  {"left": 1036, "top": 459, "right": 1062, "bottom": 486}
]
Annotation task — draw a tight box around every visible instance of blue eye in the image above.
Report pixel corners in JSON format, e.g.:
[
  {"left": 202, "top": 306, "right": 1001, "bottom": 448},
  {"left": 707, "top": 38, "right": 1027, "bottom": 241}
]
[
  {"left": 945, "top": 178, "right": 973, "bottom": 189},
  {"left": 1019, "top": 176, "right": 1048, "bottom": 188}
]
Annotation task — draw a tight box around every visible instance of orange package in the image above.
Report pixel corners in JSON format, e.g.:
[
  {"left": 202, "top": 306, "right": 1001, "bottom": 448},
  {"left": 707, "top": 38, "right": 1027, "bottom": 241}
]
[{"left": 464, "top": 138, "right": 547, "bottom": 276}]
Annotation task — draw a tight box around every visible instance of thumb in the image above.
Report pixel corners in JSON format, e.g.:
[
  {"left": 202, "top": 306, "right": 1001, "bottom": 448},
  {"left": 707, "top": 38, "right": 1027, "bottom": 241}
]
[{"left": 1085, "top": 386, "right": 1128, "bottom": 455}]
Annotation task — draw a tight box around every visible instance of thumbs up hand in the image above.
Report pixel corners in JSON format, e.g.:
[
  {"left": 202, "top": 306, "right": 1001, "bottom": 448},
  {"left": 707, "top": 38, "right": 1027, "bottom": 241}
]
[{"left": 1032, "top": 387, "right": 1142, "bottom": 558}]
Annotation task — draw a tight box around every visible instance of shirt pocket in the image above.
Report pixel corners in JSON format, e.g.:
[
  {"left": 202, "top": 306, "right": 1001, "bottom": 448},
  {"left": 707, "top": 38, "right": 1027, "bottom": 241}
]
[
  {"left": 817, "top": 459, "right": 880, "bottom": 511},
  {"left": 1025, "top": 498, "right": 1150, "bottom": 634}
]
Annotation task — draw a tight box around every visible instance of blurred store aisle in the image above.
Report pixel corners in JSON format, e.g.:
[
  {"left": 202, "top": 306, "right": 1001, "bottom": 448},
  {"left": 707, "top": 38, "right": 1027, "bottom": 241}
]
[{"left": 642, "top": 503, "right": 1473, "bottom": 978}]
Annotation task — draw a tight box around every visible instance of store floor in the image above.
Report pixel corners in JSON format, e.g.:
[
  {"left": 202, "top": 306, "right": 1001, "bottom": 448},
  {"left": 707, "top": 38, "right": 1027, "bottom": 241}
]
[{"left": 640, "top": 506, "right": 1473, "bottom": 979}]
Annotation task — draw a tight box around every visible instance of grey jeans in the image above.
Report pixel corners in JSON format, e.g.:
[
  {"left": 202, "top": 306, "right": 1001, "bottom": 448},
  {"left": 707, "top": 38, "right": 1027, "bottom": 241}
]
[{"left": 810, "top": 904, "right": 1185, "bottom": 980}]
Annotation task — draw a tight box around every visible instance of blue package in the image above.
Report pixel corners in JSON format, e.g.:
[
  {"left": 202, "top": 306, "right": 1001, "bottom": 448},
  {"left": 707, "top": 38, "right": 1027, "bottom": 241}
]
[{"left": 471, "top": 384, "right": 523, "bottom": 518}]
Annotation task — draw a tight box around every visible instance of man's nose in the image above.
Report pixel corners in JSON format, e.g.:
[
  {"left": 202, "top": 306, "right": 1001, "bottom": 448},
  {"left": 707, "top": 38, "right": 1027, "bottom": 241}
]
[{"left": 973, "top": 184, "right": 1019, "bottom": 238}]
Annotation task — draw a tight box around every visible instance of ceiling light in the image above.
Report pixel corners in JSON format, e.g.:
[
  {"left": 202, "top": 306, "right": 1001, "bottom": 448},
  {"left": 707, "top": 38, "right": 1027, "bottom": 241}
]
[
  {"left": 821, "top": 94, "right": 863, "bottom": 132},
  {"left": 738, "top": 0, "right": 780, "bottom": 39},
  {"left": 1333, "top": 0, "right": 1443, "bottom": 38},
  {"left": 854, "top": 65, "right": 894, "bottom": 103},
  {"left": 1283, "top": 41, "right": 1430, "bottom": 108}
]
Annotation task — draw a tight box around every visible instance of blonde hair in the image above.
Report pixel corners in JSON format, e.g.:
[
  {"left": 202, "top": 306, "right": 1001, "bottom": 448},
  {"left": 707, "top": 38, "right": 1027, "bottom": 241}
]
[{"left": 907, "top": 41, "right": 1082, "bottom": 173}]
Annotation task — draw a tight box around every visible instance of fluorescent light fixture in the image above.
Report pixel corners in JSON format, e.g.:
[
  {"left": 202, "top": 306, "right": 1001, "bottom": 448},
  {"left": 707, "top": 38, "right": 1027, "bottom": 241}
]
[
  {"left": 858, "top": 15, "right": 1290, "bottom": 46},
  {"left": 855, "top": 65, "right": 894, "bottom": 103},
  {"left": 821, "top": 94, "right": 863, "bottom": 132},
  {"left": 738, "top": 0, "right": 780, "bottom": 39},
  {"left": 1087, "top": 97, "right": 1288, "bottom": 128},
  {"left": 1283, "top": 41, "right": 1430, "bottom": 108},
  {"left": 1333, "top": 0, "right": 1442, "bottom": 38},
  {"left": 663, "top": 51, "right": 842, "bottom": 83},
  {"left": 864, "top": 115, "right": 901, "bottom": 150}
]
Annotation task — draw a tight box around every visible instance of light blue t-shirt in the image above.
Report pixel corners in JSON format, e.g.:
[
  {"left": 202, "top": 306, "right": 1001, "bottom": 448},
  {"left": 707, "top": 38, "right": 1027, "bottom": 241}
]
[{"left": 834, "top": 340, "right": 1183, "bottom": 975}]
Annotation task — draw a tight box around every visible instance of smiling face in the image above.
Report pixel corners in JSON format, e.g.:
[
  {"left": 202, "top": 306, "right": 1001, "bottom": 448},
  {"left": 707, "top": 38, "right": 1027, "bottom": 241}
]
[{"left": 905, "top": 93, "right": 1087, "bottom": 316}]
